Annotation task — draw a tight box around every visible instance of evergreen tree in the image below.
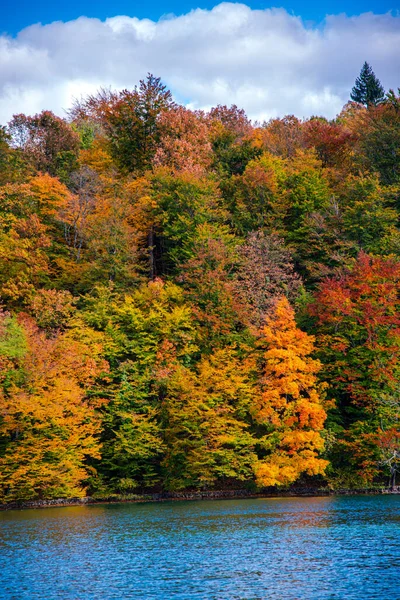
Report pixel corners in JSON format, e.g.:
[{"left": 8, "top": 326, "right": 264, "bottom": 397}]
[{"left": 350, "top": 62, "right": 385, "bottom": 106}]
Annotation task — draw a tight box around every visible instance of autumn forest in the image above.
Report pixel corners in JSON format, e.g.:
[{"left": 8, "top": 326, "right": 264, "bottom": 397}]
[{"left": 1, "top": 68, "right": 400, "bottom": 502}]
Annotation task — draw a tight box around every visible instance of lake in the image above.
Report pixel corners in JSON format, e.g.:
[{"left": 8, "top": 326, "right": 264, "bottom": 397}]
[{"left": 0, "top": 495, "right": 399, "bottom": 599}]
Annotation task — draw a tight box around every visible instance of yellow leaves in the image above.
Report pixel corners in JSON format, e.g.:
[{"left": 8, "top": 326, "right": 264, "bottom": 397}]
[
  {"left": 123, "top": 176, "right": 156, "bottom": 235},
  {"left": 0, "top": 174, "right": 74, "bottom": 305},
  {"left": 29, "top": 173, "right": 71, "bottom": 217},
  {"left": 80, "top": 138, "right": 114, "bottom": 173},
  {"left": 0, "top": 318, "right": 108, "bottom": 501},
  {"left": 254, "top": 458, "right": 299, "bottom": 487},
  {"left": 254, "top": 452, "right": 329, "bottom": 487},
  {"left": 161, "top": 346, "right": 257, "bottom": 489},
  {"left": 253, "top": 297, "right": 328, "bottom": 487}
]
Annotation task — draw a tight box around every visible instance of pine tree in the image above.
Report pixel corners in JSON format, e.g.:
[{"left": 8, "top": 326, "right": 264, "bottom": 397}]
[{"left": 350, "top": 62, "right": 385, "bottom": 107}]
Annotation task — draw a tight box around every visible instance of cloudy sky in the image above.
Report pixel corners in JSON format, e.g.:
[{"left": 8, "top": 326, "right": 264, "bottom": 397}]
[{"left": 1, "top": 2, "right": 399, "bottom": 124}]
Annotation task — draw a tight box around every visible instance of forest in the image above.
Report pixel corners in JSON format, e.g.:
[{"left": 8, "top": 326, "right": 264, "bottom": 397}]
[{"left": 0, "top": 64, "right": 400, "bottom": 502}]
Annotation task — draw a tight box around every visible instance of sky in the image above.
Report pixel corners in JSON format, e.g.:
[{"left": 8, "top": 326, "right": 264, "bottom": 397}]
[{"left": 1, "top": 1, "right": 399, "bottom": 123}]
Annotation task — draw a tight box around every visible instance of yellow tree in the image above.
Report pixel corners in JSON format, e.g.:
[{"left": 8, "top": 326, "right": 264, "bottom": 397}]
[
  {"left": 0, "top": 174, "right": 72, "bottom": 305},
  {"left": 253, "top": 297, "right": 328, "bottom": 487},
  {"left": 0, "top": 317, "right": 108, "bottom": 501},
  {"left": 161, "top": 347, "right": 257, "bottom": 490}
]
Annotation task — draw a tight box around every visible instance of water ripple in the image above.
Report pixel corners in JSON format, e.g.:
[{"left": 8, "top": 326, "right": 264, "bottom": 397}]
[{"left": 0, "top": 496, "right": 399, "bottom": 599}]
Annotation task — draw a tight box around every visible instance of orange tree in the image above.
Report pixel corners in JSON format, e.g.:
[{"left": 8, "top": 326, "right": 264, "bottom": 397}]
[
  {"left": 0, "top": 315, "right": 107, "bottom": 501},
  {"left": 253, "top": 296, "right": 328, "bottom": 487}
]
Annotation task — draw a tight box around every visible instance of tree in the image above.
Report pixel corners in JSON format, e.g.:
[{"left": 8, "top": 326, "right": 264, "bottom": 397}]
[
  {"left": 69, "top": 75, "right": 175, "bottom": 174},
  {"left": 148, "top": 169, "right": 225, "bottom": 276},
  {"left": 234, "top": 231, "right": 302, "bottom": 328},
  {"left": 350, "top": 62, "right": 385, "bottom": 107},
  {"left": 309, "top": 253, "right": 400, "bottom": 484},
  {"left": 225, "top": 151, "right": 285, "bottom": 234},
  {"left": 352, "top": 96, "right": 400, "bottom": 185},
  {"left": 303, "top": 118, "right": 356, "bottom": 170},
  {"left": 310, "top": 252, "right": 400, "bottom": 412},
  {"left": 254, "top": 115, "right": 305, "bottom": 158},
  {"left": 107, "top": 75, "right": 175, "bottom": 173},
  {"left": 82, "top": 280, "right": 198, "bottom": 490},
  {"left": 208, "top": 105, "right": 259, "bottom": 176},
  {"left": 0, "top": 317, "right": 108, "bottom": 501},
  {"left": 161, "top": 348, "right": 257, "bottom": 490},
  {"left": 253, "top": 297, "right": 328, "bottom": 487},
  {"left": 178, "top": 225, "right": 246, "bottom": 348},
  {"left": 0, "top": 174, "right": 72, "bottom": 306},
  {"left": 153, "top": 106, "right": 212, "bottom": 175},
  {"left": 8, "top": 111, "right": 80, "bottom": 182},
  {"left": 339, "top": 174, "right": 398, "bottom": 254},
  {"left": 0, "top": 127, "right": 12, "bottom": 184}
]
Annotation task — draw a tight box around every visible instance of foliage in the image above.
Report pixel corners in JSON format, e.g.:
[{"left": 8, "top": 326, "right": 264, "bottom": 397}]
[
  {"left": 1, "top": 71, "right": 400, "bottom": 499},
  {"left": 253, "top": 297, "right": 328, "bottom": 487},
  {"left": 161, "top": 348, "right": 257, "bottom": 490},
  {"left": 0, "top": 317, "right": 107, "bottom": 501},
  {"left": 234, "top": 231, "right": 302, "bottom": 328},
  {"left": 309, "top": 253, "right": 400, "bottom": 483},
  {"left": 8, "top": 111, "right": 80, "bottom": 182}
]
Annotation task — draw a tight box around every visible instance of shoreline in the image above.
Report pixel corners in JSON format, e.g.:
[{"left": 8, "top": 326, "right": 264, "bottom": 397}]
[{"left": 1, "top": 486, "right": 399, "bottom": 511}]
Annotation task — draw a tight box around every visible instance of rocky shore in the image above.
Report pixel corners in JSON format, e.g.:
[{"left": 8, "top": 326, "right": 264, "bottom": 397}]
[{"left": 1, "top": 486, "right": 399, "bottom": 511}]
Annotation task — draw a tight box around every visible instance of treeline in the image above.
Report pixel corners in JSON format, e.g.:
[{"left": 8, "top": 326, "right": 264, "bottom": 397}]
[{"left": 1, "top": 69, "right": 400, "bottom": 501}]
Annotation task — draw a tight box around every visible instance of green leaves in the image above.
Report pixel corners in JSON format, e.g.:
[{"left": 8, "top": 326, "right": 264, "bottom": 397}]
[{"left": 350, "top": 62, "right": 385, "bottom": 107}]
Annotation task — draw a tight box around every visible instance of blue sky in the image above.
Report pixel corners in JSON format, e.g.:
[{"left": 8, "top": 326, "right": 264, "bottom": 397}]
[
  {"left": 3, "top": 0, "right": 398, "bottom": 35},
  {"left": 1, "top": 2, "right": 399, "bottom": 123}
]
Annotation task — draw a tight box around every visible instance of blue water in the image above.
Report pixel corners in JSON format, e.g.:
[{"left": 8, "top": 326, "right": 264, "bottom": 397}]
[{"left": 0, "top": 496, "right": 399, "bottom": 599}]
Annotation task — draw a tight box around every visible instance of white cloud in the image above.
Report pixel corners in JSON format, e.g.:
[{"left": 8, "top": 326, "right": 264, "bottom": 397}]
[{"left": 0, "top": 3, "right": 399, "bottom": 123}]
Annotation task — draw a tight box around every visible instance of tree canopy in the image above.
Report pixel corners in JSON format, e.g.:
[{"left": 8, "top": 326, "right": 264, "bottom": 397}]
[{"left": 1, "top": 72, "right": 400, "bottom": 501}]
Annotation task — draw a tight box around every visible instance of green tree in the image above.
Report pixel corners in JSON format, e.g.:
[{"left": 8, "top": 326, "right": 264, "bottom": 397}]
[
  {"left": 350, "top": 62, "right": 385, "bottom": 107},
  {"left": 161, "top": 348, "right": 257, "bottom": 490},
  {"left": 82, "top": 280, "right": 198, "bottom": 490},
  {"left": 105, "top": 75, "right": 174, "bottom": 173}
]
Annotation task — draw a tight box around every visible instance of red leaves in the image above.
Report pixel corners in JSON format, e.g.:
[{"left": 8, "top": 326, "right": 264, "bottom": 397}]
[{"left": 310, "top": 252, "right": 400, "bottom": 411}]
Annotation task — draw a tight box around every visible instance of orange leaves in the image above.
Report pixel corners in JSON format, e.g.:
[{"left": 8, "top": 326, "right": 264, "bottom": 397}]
[
  {"left": 0, "top": 174, "right": 75, "bottom": 305},
  {"left": 259, "top": 297, "right": 321, "bottom": 407},
  {"left": 0, "top": 174, "right": 71, "bottom": 224},
  {"left": 0, "top": 317, "right": 108, "bottom": 501},
  {"left": 154, "top": 107, "right": 212, "bottom": 175},
  {"left": 254, "top": 297, "right": 328, "bottom": 487},
  {"left": 28, "top": 173, "right": 71, "bottom": 219}
]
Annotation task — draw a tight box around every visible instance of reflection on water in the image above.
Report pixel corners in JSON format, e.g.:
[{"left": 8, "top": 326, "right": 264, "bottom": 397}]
[{"left": 0, "top": 496, "right": 399, "bottom": 599}]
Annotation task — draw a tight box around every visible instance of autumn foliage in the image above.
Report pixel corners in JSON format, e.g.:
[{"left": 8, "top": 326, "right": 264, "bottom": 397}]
[
  {"left": 1, "top": 74, "right": 400, "bottom": 500},
  {"left": 254, "top": 298, "right": 328, "bottom": 487},
  {"left": 0, "top": 315, "right": 107, "bottom": 500}
]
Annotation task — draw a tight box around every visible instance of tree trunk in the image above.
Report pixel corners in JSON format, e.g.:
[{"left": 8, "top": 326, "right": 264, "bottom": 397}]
[
  {"left": 389, "top": 467, "right": 396, "bottom": 490},
  {"left": 148, "top": 226, "right": 155, "bottom": 280}
]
